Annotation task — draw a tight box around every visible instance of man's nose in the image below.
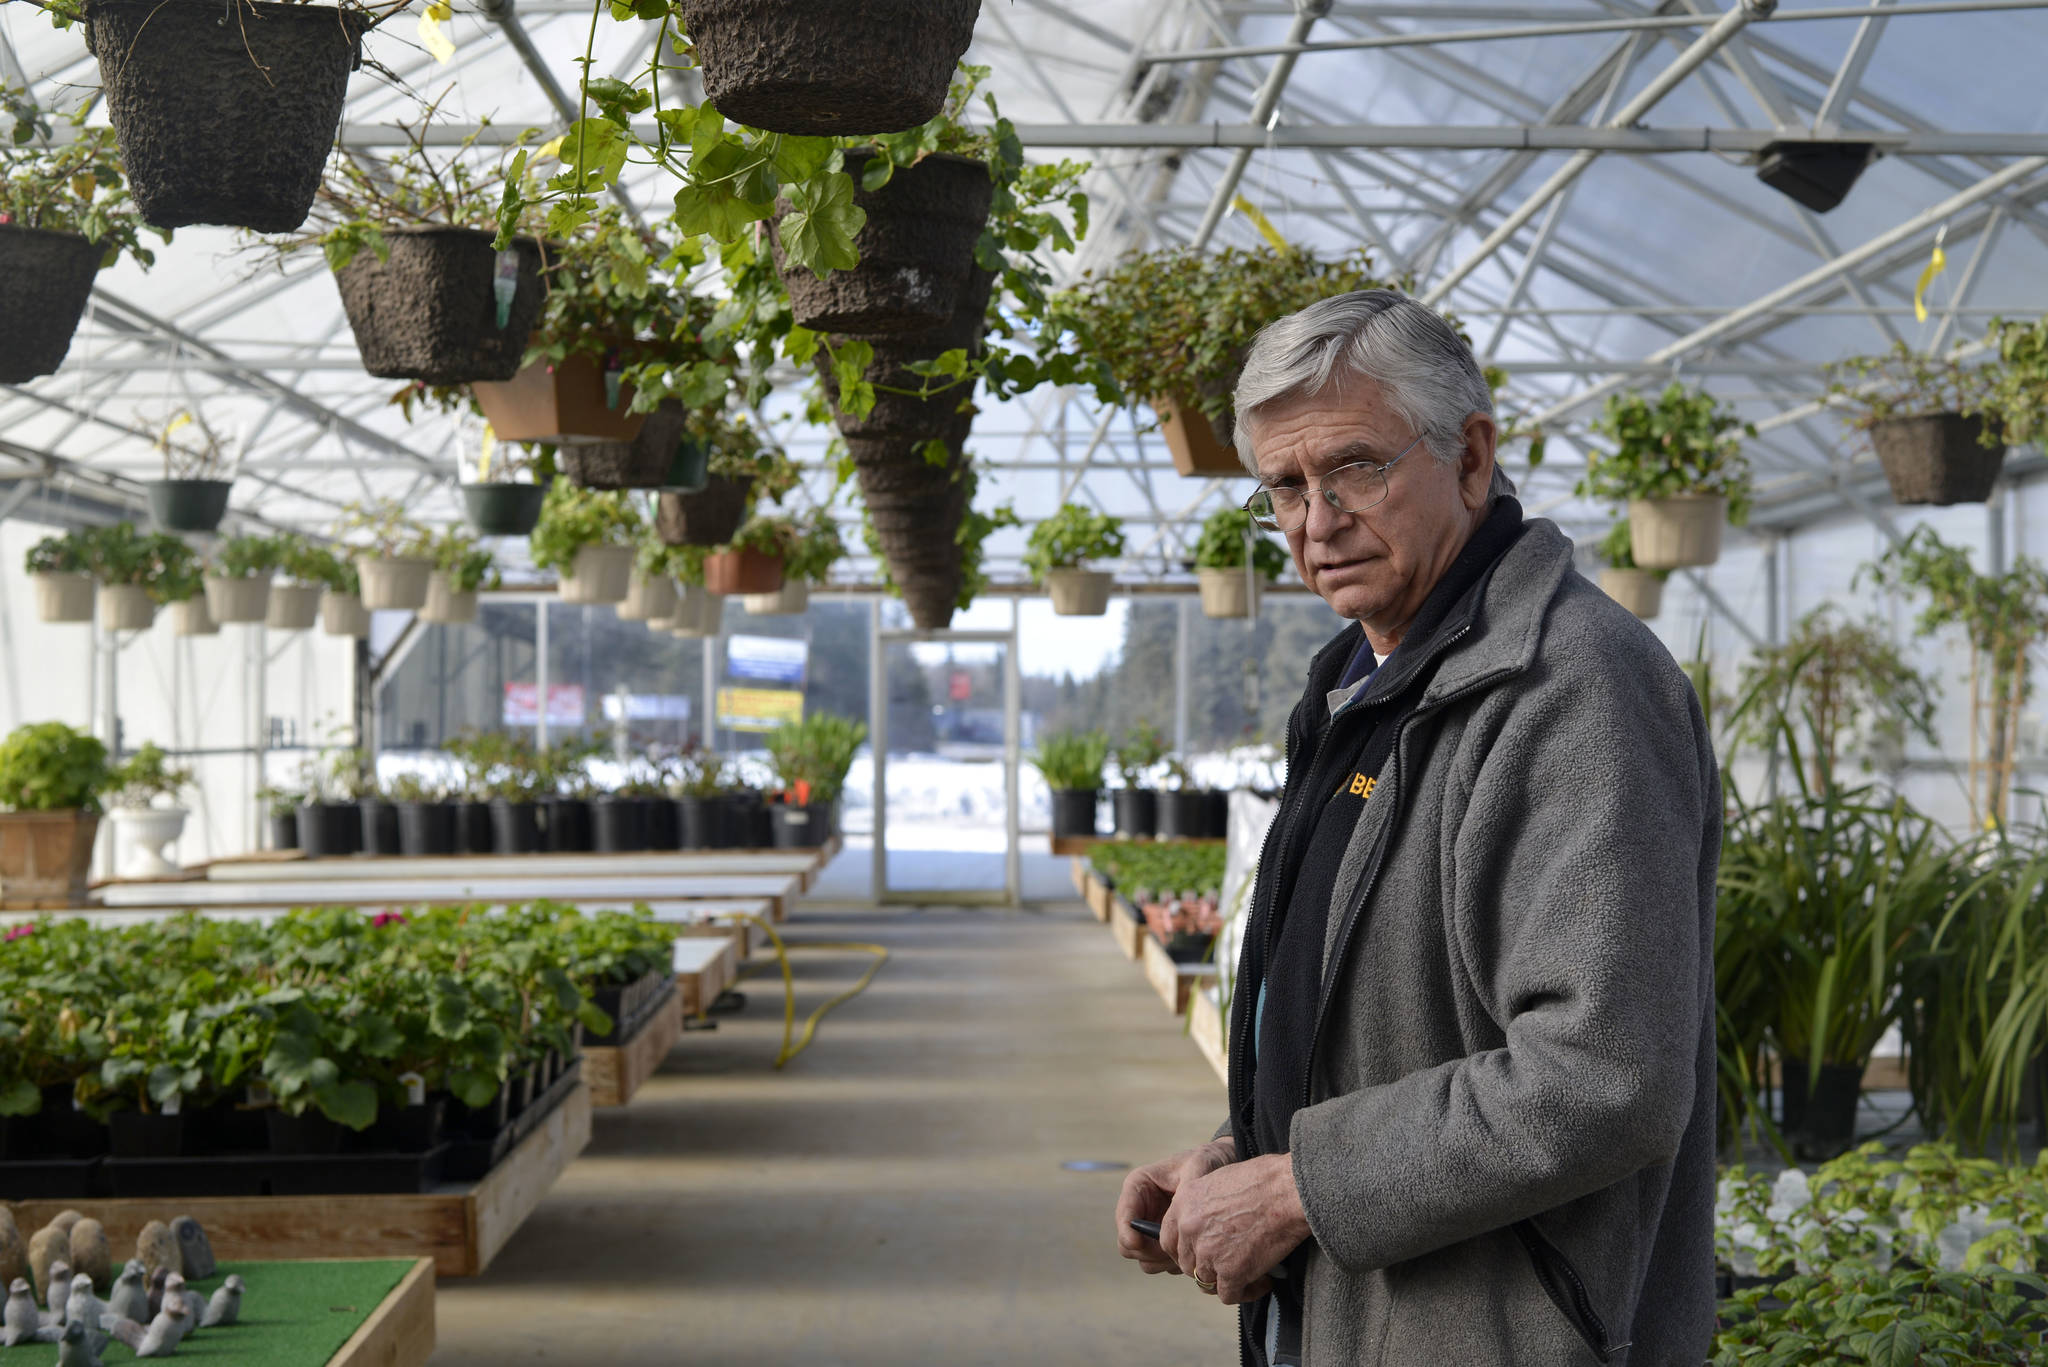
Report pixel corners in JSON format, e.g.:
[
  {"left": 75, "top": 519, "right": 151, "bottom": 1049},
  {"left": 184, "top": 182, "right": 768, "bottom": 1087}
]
[{"left": 1301, "top": 486, "right": 1347, "bottom": 542}]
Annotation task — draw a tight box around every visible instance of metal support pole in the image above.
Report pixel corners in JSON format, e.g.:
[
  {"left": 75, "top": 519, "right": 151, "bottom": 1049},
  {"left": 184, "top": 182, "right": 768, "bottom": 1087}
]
[
  {"left": 1189, "top": 0, "right": 1330, "bottom": 249},
  {"left": 868, "top": 600, "right": 887, "bottom": 904},
  {"left": 535, "top": 601, "right": 550, "bottom": 750},
  {"left": 1425, "top": 0, "right": 1775, "bottom": 304},
  {"left": 702, "top": 620, "right": 718, "bottom": 752},
  {"left": 1003, "top": 603, "right": 1022, "bottom": 907},
  {"left": 1174, "top": 595, "right": 1193, "bottom": 756}
]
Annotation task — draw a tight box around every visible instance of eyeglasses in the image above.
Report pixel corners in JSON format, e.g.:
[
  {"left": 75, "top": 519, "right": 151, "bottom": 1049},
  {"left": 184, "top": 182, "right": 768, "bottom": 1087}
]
[{"left": 1243, "top": 434, "right": 1426, "bottom": 532}]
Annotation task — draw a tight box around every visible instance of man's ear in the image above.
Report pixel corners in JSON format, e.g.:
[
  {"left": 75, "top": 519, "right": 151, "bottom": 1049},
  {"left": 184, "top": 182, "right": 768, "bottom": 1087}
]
[{"left": 1458, "top": 413, "right": 1499, "bottom": 512}]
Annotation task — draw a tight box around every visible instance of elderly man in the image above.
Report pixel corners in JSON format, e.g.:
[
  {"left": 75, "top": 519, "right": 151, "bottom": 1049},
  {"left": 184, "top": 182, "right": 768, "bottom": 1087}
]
[{"left": 1116, "top": 290, "right": 1720, "bottom": 1366}]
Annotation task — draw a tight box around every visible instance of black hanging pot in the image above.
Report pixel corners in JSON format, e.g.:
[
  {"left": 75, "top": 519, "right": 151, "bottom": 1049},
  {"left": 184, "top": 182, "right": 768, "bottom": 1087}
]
[
  {"left": 462, "top": 483, "right": 549, "bottom": 537},
  {"left": 666, "top": 438, "right": 711, "bottom": 494},
  {"left": 1049, "top": 788, "right": 1100, "bottom": 840},
  {"left": 657, "top": 475, "right": 755, "bottom": 547},
  {"left": 268, "top": 810, "right": 300, "bottom": 852},
  {"left": 1112, "top": 789, "right": 1158, "bottom": 839},
  {"left": 676, "top": 0, "right": 981, "bottom": 137},
  {"left": 84, "top": 0, "right": 367, "bottom": 233},
  {"left": 1868, "top": 412, "right": 2007, "bottom": 506},
  {"left": 455, "top": 800, "right": 495, "bottom": 854},
  {"left": 396, "top": 801, "right": 457, "bottom": 856},
  {"left": 297, "top": 801, "right": 361, "bottom": 858},
  {"left": 146, "top": 478, "right": 234, "bottom": 533},
  {"left": 334, "top": 228, "right": 548, "bottom": 384},
  {"left": 1156, "top": 791, "right": 1207, "bottom": 841},
  {"left": 562, "top": 401, "right": 690, "bottom": 490},
  {"left": 591, "top": 795, "right": 650, "bottom": 853},
  {"left": 0, "top": 226, "right": 105, "bottom": 383},
  {"left": 489, "top": 798, "right": 541, "bottom": 854},
  {"left": 358, "top": 799, "right": 401, "bottom": 857}
]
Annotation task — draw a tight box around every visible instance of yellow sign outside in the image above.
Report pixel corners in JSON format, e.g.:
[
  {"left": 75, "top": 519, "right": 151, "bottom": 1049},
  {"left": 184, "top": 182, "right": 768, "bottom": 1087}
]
[{"left": 717, "top": 687, "right": 804, "bottom": 733}]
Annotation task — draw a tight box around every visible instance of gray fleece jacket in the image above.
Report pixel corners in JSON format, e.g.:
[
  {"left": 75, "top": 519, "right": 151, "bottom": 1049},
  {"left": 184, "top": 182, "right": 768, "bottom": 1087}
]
[{"left": 1224, "top": 518, "right": 1721, "bottom": 1366}]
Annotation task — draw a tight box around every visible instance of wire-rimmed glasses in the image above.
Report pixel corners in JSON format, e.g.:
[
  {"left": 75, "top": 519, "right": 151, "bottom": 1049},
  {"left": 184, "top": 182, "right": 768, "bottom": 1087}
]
[{"left": 1242, "top": 434, "right": 1427, "bottom": 532}]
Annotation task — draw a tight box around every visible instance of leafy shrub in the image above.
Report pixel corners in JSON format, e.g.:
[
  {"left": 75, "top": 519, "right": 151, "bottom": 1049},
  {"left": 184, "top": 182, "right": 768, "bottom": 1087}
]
[
  {"left": 1191, "top": 507, "right": 1288, "bottom": 579},
  {"left": 1577, "top": 383, "right": 1754, "bottom": 520},
  {"left": 1023, "top": 504, "right": 1124, "bottom": 579},
  {"left": 1031, "top": 729, "right": 1109, "bottom": 791},
  {"left": 24, "top": 532, "right": 88, "bottom": 577},
  {"left": 765, "top": 712, "right": 867, "bottom": 805},
  {"left": 529, "top": 481, "right": 640, "bottom": 574},
  {"left": 0, "top": 721, "right": 111, "bottom": 812}
]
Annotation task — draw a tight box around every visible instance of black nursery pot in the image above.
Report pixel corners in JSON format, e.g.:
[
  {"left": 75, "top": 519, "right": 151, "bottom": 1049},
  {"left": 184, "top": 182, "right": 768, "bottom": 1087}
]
[
  {"left": 268, "top": 810, "right": 300, "bottom": 853},
  {"left": 85, "top": 0, "right": 367, "bottom": 233},
  {"left": 489, "top": 799, "right": 541, "bottom": 855},
  {"left": 646, "top": 796, "right": 682, "bottom": 851},
  {"left": 1050, "top": 788, "right": 1100, "bottom": 840},
  {"left": 397, "top": 801, "right": 457, "bottom": 857},
  {"left": 1781, "top": 1061, "right": 1864, "bottom": 1161},
  {"left": 11, "top": 1084, "right": 109, "bottom": 1160},
  {"left": 359, "top": 799, "right": 401, "bottom": 857},
  {"left": 145, "top": 478, "right": 233, "bottom": 534},
  {"left": 1201, "top": 789, "right": 1231, "bottom": 840},
  {"left": 1156, "top": 791, "right": 1208, "bottom": 841},
  {"left": 297, "top": 801, "right": 360, "bottom": 859},
  {"left": 728, "top": 796, "right": 773, "bottom": 850},
  {"left": 360, "top": 1096, "right": 446, "bottom": 1154},
  {"left": 455, "top": 801, "right": 496, "bottom": 855},
  {"left": 0, "top": 226, "right": 105, "bottom": 384},
  {"left": 592, "top": 795, "right": 650, "bottom": 853},
  {"left": 678, "top": 796, "right": 719, "bottom": 850},
  {"left": 192, "top": 1100, "right": 268, "bottom": 1154},
  {"left": 770, "top": 802, "right": 832, "bottom": 849},
  {"left": 109, "top": 1110, "right": 189, "bottom": 1159},
  {"left": 543, "top": 797, "right": 594, "bottom": 853},
  {"left": 266, "top": 1108, "right": 346, "bottom": 1156},
  {"left": 1112, "top": 789, "right": 1157, "bottom": 839}
]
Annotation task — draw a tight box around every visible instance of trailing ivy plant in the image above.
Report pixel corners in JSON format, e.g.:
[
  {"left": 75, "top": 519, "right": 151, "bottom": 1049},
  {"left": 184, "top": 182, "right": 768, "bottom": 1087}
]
[
  {"left": 1191, "top": 507, "right": 1288, "bottom": 579},
  {"left": 529, "top": 481, "right": 641, "bottom": 575},
  {"left": 1023, "top": 504, "right": 1124, "bottom": 580},
  {"left": 1826, "top": 340, "right": 1999, "bottom": 431},
  {"left": 1577, "top": 382, "right": 1755, "bottom": 522},
  {"left": 0, "top": 90, "right": 166, "bottom": 269},
  {"left": 1984, "top": 311, "right": 2048, "bottom": 448}
]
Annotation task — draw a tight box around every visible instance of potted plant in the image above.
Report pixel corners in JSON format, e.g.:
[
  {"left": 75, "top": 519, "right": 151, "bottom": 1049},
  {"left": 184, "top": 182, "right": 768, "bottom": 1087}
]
[
  {"left": 1593, "top": 519, "right": 1668, "bottom": 621},
  {"left": 338, "top": 500, "right": 436, "bottom": 612},
  {"left": 1577, "top": 382, "right": 1753, "bottom": 571},
  {"left": 538, "top": 740, "right": 599, "bottom": 854},
  {"left": 1110, "top": 720, "right": 1167, "bottom": 839},
  {"left": 159, "top": 550, "right": 217, "bottom": 637},
  {"left": 655, "top": 415, "right": 797, "bottom": 547},
  {"left": 461, "top": 732, "right": 542, "bottom": 854},
  {"left": 144, "top": 409, "right": 238, "bottom": 533},
  {"left": 704, "top": 511, "right": 792, "bottom": 598},
  {"left": 440, "top": 734, "right": 499, "bottom": 854},
  {"left": 302, "top": 115, "right": 550, "bottom": 385},
  {"left": 388, "top": 772, "right": 456, "bottom": 857},
  {"left": 203, "top": 533, "right": 279, "bottom": 624},
  {"left": 294, "top": 546, "right": 371, "bottom": 639},
  {"left": 1828, "top": 343, "right": 2002, "bottom": 506},
  {"left": 530, "top": 481, "right": 640, "bottom": 605},
  {"left": 1155, "top": 760, "right": 1212, "bottom": 840},
  {"left": 764, "top": 712, "right": 866, "bottom": 847},
  {"left": 744, "top": 507, "right": 845, "bottom": 615},
  {"left": 1048, "top": 245, "right": 1396, "bottom": 476},
  {"left": 102, "top": 741, "right": 195, "bottom": 879},
  {"left": 424, "top": 529, "right": 498, "bottom": 626},
  {"left": 619, "top": 536, "right": 684, "bottom": 624},
  {"left": 1030, "top": 728, "right": 1107, "bottom": 841},
  {"left": 80, "top": 522, "right": 192, "bottom": 631},
  {"left": 674, "top": 0, "right": 979, "bottom": 136},
  {"left": 462, "top": 441, "right": 555, "bottom": 537},
  {"left": 1191, "top": 506, "right": 1287, "bottom": 619},
  {"left": 265, "top": 534, "right": 328, "bottom": 631},
  {"left": 64, "top": 0, "right": 373, "bottom": 233},
  {"left": 0, "top": 721, "right": 112, "bottom": 907},
  {"left": 669, "top": 560, "right": 726, "bottom": 639},
  {"left": 294, "top": 745, "right": 365, "bottom": 858},
  {"left": 673, "top": 747, "right": 727, "bottom": 849},
  {"left": 24, "top": 531, "right": 94, "bottom": 624},
  {"left": 0, "top": 98, "right": 164, "bottom": 383},
  {"left": 1024, "top": 504, "right": 1124, "bottom": 616},
  {"left": 257, "top": 784, "right": 301, "bottom": 851}
]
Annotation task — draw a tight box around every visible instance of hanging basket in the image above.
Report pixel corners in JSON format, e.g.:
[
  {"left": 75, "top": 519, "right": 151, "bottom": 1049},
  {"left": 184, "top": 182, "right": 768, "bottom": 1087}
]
[
  {"left": 203, "top": 574, "right": 273, "bottom": 624},
  {"left": 32, "top": 572, "right": 95, "bottom": 624},
  {"left": 773, "top": 151, "right": 994, "bottom": 335},
  {"left": 472, "top": 348, "right": 646, "bottom": 443},
  {"left": 462, "top": 483, "right": 548, "bottom": 537},
  {"left": 356, "top": 555, "right": 434, "bottom": 611},
  {"left": 704, "top": 549, "right": 785, "bottom": 597},
  {"left": 1197, "top": 567, "right": 1252, "bottom": 619},
  {"left": 1045, "top": 568, "right": 1112, "bottom": 617},
  {"left": 558, "top": 544, "right": 634, "bottom": 605},
  {"left": 1598, "top": 568, "right": 1665, "bottom": 621},
  {"left": 267, "top": 583, "right": 322, "bottom": 631},
  {"left": 668, "top": 585, "right": 725, "bottom": 639},
  {"left": 84, "top": 0, "right": 365, "bottom": 233},
  {"left": 819, "top": 268, "right": 994, "bottom": 440},
  {"left": 0, "top": 226, "right": 105, "bottom": 384},
  {"left": 850, "top": 433, "right": 969, "bottom": 631},
  {"left": 1155, "top": 394, "right": 1244, "bottom": 477},
  {"left": 320, "top": 590, "right": 370, "bottom": 638},
  {"left": 675, "top": 0, "right": 981, "bottom": 137},
  {"left": 146, "top": 478, "right": 234, "bottom": 533},
  {"left": 168, "top": 597, "right": 218, "bottom": 637},
  {"left": 1628, "top": 494, "right": 1726, "bottom": 571},
  {"left": 743, "top": 579, "right": 810, "bottom": 616},
  {"left": 421, "top": 571, "right": 480, "bottom": 625},
  {"left": 97, "top": 584, "right": 156, "bottom": 632},
  {"left": 666, "top": 439, "right": 711, "bottom": 493},
  {"left": 656, "top": 475, "right": 755, "bottom": 547},
  {"left": 1869, "top": 412, "right": 2007, "bottom": 506},
  {"left": 616, "top": 568, "right": 680, "bottom": 622},
  {"left": 333, "top": 228, "right": 547, "bottom": 385},
  {"left": 561, "top": 401, "right": 690, "bottom": 489}
]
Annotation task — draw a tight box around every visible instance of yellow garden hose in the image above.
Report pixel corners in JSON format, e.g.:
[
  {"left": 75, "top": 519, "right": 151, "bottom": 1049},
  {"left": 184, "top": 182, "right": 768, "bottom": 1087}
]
[{"left": 723, "top": 913, "right": 890, "bottom": 1069}]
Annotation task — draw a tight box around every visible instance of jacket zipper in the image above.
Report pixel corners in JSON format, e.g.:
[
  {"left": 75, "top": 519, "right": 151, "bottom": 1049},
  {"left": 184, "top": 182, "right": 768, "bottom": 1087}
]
[{"left": 1511, "top": 1221, "right": 1629, "bottom": 1362}]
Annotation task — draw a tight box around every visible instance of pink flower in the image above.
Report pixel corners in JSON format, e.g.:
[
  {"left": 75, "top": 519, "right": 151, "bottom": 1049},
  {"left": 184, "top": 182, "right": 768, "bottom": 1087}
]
[
  {"left": 371, "top": 910, "right": 410, "bottom": 928},
  {"left": 4, "top": 924, "right": 34, "bottom": 942}
]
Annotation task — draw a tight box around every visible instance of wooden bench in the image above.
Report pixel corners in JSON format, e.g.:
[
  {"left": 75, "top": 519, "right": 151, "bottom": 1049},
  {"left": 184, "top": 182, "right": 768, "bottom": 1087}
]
[
  {"left": 1142, "top": 933, "right": 1217, "bottom": 1016},
  {"left": 583, "top": 987, "right": 683, "bottom": 1108}
]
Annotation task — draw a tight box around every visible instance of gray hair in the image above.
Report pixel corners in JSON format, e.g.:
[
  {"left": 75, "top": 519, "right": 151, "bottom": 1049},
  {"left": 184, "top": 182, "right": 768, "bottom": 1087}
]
[{"left": 1233, "top": 289, "right": 1515, "bottom": 499}]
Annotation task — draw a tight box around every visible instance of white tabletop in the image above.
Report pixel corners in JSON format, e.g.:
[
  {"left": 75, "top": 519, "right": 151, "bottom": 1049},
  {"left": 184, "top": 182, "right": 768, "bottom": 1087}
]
[
  {"left": 95, "top": 873, "right": 798, "bottom": 909},
  {"left": 203, "top": 849, "right": 827, "bottom": 883}
]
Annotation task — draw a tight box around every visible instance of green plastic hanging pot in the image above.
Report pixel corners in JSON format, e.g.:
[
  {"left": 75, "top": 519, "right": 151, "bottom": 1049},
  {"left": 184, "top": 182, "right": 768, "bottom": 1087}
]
[
  {"left": 462, "top": 484, "right": 547, "bottom": 537},
  {"left": 664, "top": 438, "right": 711, "bottom": 493},
  {"left": 146, "top": 478, "right": 232, "bottom": 533}
]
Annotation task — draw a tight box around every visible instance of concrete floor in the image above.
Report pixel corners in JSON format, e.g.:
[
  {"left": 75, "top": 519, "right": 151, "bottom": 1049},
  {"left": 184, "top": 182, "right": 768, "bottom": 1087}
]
[{"left": 430, "top": 901, "right": 1240, "bottom": 1366}]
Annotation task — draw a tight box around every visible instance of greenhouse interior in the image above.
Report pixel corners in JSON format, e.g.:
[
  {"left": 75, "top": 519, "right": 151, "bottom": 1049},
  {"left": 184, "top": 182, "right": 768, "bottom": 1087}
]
[{"left": 0, "top": 0, "right": 2046, "bottom": 1362}]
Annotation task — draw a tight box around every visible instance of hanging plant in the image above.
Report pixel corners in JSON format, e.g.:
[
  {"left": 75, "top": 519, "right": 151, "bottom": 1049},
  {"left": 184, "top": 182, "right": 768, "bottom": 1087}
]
[
  {"left": 656, "top": 414, "right": 796, "bottom": 546},
  {"left": 0, "top": 93, "right": 165, "bottom": 384},
  {"left": 203, "top": 534, "right": 280, "bottom": 625},
  {"left": 78, "top": 522, "right": 194, "bottom": 631},
  {"left": 1045, "top": 245, "right": 1398, "bottom": 476},
  {"left": 336, "top": 499, "right": 436, "bottom": 612},
  {"left": 460, "top": 440, "right": 555, "bottom": 537},
  {"left": 1190, "top": 507, "right": 1287, "bottom": 620},
  {"left": 1828, "top": 342, "right": 2002, "bottom": 506},
  {"left": 24, "top": 531, "right": 94, "bottom": 625},
  {"left": 145, "top": 409, "right": 237, "bottom": 533},
  {"left": 1576, "top": 383, "right": 1754, "bottom": 571},
  {"left": 423, "top": 528, "right": 498, "bottom": 626},
  {"left": 267, "top": 533, "right": 333, "bottom": 631},
  {"left": 858, "top": 446, "right": 1016, "bottom": 630},
  {"left": 51, "top": 0, "right": 397, "bottom": 233},
  {"left": 1024, "top": 504, "right": 1123, "bottom": 617},
  {"left": 1591, "top": 519, "right": 1667, "bottom": 622},
  {"left": 529, "top": 481, "right": 641, "bottom": 605}
]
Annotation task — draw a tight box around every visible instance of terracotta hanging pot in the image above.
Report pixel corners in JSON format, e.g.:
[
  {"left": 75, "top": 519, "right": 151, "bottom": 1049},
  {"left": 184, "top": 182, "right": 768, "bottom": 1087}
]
[
  {"left": 472, "top": 347, "right": 647, "bottom": 443},
  {"left": 703, "top": 549, "right": 785, "bottom": 597}
]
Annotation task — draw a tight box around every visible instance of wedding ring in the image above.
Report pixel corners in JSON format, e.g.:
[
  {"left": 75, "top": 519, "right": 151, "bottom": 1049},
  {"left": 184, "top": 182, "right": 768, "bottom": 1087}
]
[{"left": 1194, "top": 1274, "right": 1217, "bottom": 1294}]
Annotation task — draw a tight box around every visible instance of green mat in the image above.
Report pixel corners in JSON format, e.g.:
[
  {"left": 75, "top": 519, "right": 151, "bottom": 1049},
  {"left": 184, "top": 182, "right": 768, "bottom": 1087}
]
[{"left": 7, "top": 1259, "right": 417, "bottom": 1366}]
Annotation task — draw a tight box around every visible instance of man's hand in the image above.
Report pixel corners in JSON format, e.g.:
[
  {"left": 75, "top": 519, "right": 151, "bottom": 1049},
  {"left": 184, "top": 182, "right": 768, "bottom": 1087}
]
[
  {"left": 1160, "top": 1152, "right": 1309, "bottom": 1306},
  {"left": 1116, "top": 1138, "right": 1237, "bottom": 1275}
]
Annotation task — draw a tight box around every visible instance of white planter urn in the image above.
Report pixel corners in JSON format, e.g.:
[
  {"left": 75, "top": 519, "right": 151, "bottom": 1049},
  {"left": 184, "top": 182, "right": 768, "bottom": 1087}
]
[{"left": 108, "top": 806, "right": 188, "bottom": 878}]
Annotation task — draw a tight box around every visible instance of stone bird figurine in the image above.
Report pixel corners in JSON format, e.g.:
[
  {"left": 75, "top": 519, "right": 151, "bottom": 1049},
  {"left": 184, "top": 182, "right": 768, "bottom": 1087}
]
[
  {"left": 4, "top": 1277, "right": 53, "bottom": 1345},
  {"left": 160, "top": 1274, "right": 205, "bottom": 1334},
  {"left": 55, "top": 1316, "right": 102, "bottom": 1367},
  {"left": 44, "top": 1259, "right": 71, "bottom": 1322},
  {"left": 107, "top": 1261, "right": 149, "bottom": 1328},
  {"left": 103, "top": 1300, "right": 189, "bottom": 1359},
  {"left": 200, "top": 1275, "right": 243, "bottom": 1329},
  {"left": 65, "top": 1275, "right": 109, "bottom": 1355},
  {"left": 144, "top": 1266, "right": 168, "bottom": 1319}
]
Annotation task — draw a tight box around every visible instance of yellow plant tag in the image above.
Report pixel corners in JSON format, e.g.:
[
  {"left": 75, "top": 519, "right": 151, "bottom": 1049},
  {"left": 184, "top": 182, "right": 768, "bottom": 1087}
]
[
  {"left": 1912, "top": 226, "right": 1948, "bottom": 323},
  {"left": 160, "top": 412, "right": 192, "bottom": 446},
  {"left": 479, "top": 423, "right": 496, "bottom": 482},
  {"left": 1230, "top": 194, "right": 1292, "bottom": 255},
  {"left": 419, "top": 2, "right": 456, "bottom": 64}
]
